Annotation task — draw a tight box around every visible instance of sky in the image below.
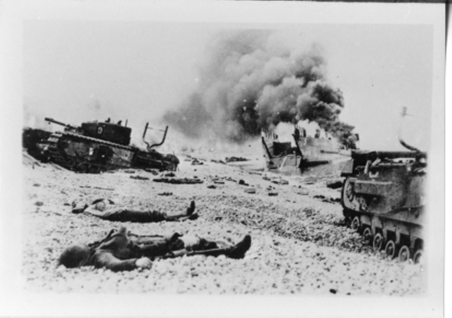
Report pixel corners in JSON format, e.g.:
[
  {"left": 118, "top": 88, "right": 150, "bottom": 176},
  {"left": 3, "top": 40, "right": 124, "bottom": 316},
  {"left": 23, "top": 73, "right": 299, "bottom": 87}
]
[{"left": 24, "top": 8, "right": 436, "bottom": 152}]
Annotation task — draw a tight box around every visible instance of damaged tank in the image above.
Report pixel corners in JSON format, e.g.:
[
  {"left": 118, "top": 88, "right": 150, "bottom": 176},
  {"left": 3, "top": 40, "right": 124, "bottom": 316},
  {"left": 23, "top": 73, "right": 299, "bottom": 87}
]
[
  {"left": 23, "top": 117, "right": 179, "bottom": 173},
  {"left": 340, "top": 112, "right": 426, "bottom": 263}
]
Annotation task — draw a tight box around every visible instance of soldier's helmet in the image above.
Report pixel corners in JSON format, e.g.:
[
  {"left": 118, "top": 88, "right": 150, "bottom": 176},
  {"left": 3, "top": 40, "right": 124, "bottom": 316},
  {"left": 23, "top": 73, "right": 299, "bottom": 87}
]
[{"left": 58, "top": 243, "right": 91, "bottom": 268}]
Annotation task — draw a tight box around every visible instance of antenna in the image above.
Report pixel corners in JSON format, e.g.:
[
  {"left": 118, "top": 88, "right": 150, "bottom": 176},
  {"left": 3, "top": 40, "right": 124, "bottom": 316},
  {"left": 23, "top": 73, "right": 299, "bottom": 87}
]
[
  {"left": 398, "top": 107, "right": 420, "bottom": 152},
  {"left": 401, "top": 106, "right": 413, "bottom": 117}
]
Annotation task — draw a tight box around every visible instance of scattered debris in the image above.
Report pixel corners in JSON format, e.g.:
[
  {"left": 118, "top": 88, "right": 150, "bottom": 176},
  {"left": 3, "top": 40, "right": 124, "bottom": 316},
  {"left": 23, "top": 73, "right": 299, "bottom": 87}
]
[
  {"left": 238, "top": 179, "right": 249, "bottom": 186},
  {"left": 211, "top": 159, "right": 226, "bottom": 165},
  {"left": 313, "top": 195, "right": 340, "bottom": 204},
  {"left": 153, "top": 177, "right": 204, "bottom": 184},
  {"left": 248, "top": 171, "right": 262, "bottom": 176},
  {"left": 271, "top": 178, "right": 289, "bottom": 185},
  {"left": 225, "top": 156, "right": 249, "bottom": 163},
  {"left": 191, "top": 159, "right": 204, "bottom": 165},
  {"left": 157, "top": 192, "right": 173, "bottom": 196},
  {"left": 130, "top": 175, "right": 150, "bottom": 181},
  {"left": 144, "top": 168, "right": 159, "bottom": 175},
  {"left": 326, "top": 180, "right": 343, "bottom": 189},
  {"left": 80, "top": 185, "right": 114, "bottom": 191},
  {"left": 92, "top": 187, "right": 115, "bottom": 191}
]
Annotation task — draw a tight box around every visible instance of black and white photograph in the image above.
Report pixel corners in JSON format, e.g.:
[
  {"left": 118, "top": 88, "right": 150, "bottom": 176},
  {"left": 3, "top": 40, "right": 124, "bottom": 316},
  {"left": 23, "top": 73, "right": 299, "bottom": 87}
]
[{"left": 0, "top": 1, "right": 446, "bottom": 317}]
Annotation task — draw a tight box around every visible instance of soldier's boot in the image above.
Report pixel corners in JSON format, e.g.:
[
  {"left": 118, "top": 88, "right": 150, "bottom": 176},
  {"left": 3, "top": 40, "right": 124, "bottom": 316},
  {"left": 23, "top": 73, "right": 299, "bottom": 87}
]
[{"left": 225, "top": 235, "right": 251, "bottom": 259}]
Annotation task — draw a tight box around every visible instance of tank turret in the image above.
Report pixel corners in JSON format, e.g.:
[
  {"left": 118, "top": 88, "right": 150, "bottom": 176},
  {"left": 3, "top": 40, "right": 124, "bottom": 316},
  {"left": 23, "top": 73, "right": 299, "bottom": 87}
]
[{"left": 45, "top": 117, "right": 131, "bottom": 146}]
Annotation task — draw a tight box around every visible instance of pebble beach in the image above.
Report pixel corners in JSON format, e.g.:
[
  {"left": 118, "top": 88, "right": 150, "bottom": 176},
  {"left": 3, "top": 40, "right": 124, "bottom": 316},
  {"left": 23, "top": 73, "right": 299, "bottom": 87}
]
[{"left": 21, "top": 153, "right": 426, "bottom": 295}]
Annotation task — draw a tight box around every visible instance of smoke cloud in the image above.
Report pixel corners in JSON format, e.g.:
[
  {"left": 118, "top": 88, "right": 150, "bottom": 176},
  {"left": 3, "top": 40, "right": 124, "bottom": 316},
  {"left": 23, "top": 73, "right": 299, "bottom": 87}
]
[{"left": 163, "top": 30, "right": 354, "bottom": 145}]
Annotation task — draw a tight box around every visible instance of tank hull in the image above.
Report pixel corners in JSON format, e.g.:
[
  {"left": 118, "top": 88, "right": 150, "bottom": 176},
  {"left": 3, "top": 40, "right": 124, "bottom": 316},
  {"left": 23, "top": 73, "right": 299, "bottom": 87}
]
[{"left": 23, "top": 129, "right": 178, "bottom": 173}]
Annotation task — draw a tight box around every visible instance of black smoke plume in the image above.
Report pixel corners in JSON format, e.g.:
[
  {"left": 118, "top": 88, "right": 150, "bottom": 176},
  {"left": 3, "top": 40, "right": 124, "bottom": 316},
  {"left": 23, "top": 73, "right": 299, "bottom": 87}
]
[{"left": 163, "top": 30, "right": 354, "bottom": 145}]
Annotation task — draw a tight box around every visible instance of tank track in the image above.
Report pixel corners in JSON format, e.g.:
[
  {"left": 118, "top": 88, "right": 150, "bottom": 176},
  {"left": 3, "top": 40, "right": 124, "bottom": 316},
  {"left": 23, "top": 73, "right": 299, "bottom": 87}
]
[
  {"left": 341, "top": 173, "right": 424, "bottom": 264},
  {"left": 44, "top": 132, "right": 177, "bottom": 173},
  {"left": 343, "top": 207, "right": 424, "bottom": 264},
  {"left": 45, "top": 132, "right": 72, "bottom": 167}
]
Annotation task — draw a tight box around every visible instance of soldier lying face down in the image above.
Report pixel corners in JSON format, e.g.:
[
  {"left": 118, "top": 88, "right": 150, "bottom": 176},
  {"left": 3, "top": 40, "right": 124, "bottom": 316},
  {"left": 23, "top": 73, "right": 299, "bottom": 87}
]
[
  {"left": 71, "top": 198, "right": 198, "bottom": 222},
  {"left": 58, "top": 227, "right": 252, "bottom": 272}
]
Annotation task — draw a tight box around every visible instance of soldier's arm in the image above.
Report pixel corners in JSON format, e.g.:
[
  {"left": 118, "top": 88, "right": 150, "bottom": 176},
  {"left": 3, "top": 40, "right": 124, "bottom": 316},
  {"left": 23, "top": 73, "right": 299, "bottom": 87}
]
[{"left": 84, "top": 205, "right": 122, "bottom": 219}]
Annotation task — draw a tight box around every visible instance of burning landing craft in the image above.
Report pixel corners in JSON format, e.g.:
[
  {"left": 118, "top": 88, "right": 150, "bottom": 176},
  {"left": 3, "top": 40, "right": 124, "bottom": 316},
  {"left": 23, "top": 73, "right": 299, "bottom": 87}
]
[
  {"left": 23, "top": 117, "right": 179, "bottom": 173},
  {"left": 261, "top": 125, "right": 356, "bottom": 172}
]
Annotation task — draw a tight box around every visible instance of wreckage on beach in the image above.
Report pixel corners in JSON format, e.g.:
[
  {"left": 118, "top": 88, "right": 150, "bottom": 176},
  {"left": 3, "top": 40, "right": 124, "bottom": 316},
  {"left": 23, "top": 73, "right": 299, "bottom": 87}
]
[
  {"left": 22, "top": 117, "right": 179, "bottom": 173},
  {"left": 261, "top": 125, "right": 355, "bottom": 172}
]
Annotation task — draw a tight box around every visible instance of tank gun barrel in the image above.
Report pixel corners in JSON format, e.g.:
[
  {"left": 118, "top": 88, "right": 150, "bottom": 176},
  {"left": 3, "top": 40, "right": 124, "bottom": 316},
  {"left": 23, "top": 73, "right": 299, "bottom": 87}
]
[{"left": 45, "top": 117, "right": 77, "bottom": 129}]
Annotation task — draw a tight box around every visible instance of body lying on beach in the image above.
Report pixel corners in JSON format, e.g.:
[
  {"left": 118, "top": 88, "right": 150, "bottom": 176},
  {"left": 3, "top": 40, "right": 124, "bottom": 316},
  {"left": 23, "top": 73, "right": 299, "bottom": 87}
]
[
  {"left": 71, "top": 198, "right": 198, "bottom": 222},
  {"left": 58, "top": 227, "right": 252, "bottom": 272}
]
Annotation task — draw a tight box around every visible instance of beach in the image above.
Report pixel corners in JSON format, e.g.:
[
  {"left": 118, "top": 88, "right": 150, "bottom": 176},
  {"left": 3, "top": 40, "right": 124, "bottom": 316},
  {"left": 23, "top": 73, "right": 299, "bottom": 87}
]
[{"left": 21, "top": 152, "right": 425, "bottom": 295}]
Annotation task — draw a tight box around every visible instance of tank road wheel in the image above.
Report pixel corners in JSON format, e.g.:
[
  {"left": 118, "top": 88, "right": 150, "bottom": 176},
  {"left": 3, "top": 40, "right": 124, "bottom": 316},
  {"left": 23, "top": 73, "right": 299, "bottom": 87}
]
[
  {"left": 344, "top": 178, "right": 355, "bottom": 202},
  {"left": 362, "top": 227, "right": 373, "bottom": 245},
  {"left": 385, "top": 240, "right": 398, "bottom": 259},
  {"left": 89, "top": 165, "right": 102, "bottom": 174},
  {"left": 398, "top": 245, "right": 411, "bottom": 262},
  {"left": 343, "top": 216, "right": 351, "bottom": 227},
  {"left": 350, "top": 216, "right": 361, "bottom": 232},
  {"left": 66, "top": 158, "right": 76, "bottom": 169},
  {"left": 77, "top": 163, "right": 90, "bottom": 173},
  {"left": 413, "top": 250, "right": 423, "bottom": 264},
  {"left": 373, "top": 233, "right": 385, "bottom": 251}
]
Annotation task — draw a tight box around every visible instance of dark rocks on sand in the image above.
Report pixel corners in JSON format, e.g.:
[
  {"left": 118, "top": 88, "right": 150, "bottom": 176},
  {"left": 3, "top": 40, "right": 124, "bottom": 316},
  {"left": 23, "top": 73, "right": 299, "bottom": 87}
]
[
  {"left": 238, "top": 179, "right": 249, "bottom": 186},
  {"left": 130, "top": 175, "right": 150, "bottom": 180},
  {"left": 153, "top": 177, "right": 204, "bottom": 184},
  {"left": 326, "top": 180, "right": 343, "bottom": 189}
]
